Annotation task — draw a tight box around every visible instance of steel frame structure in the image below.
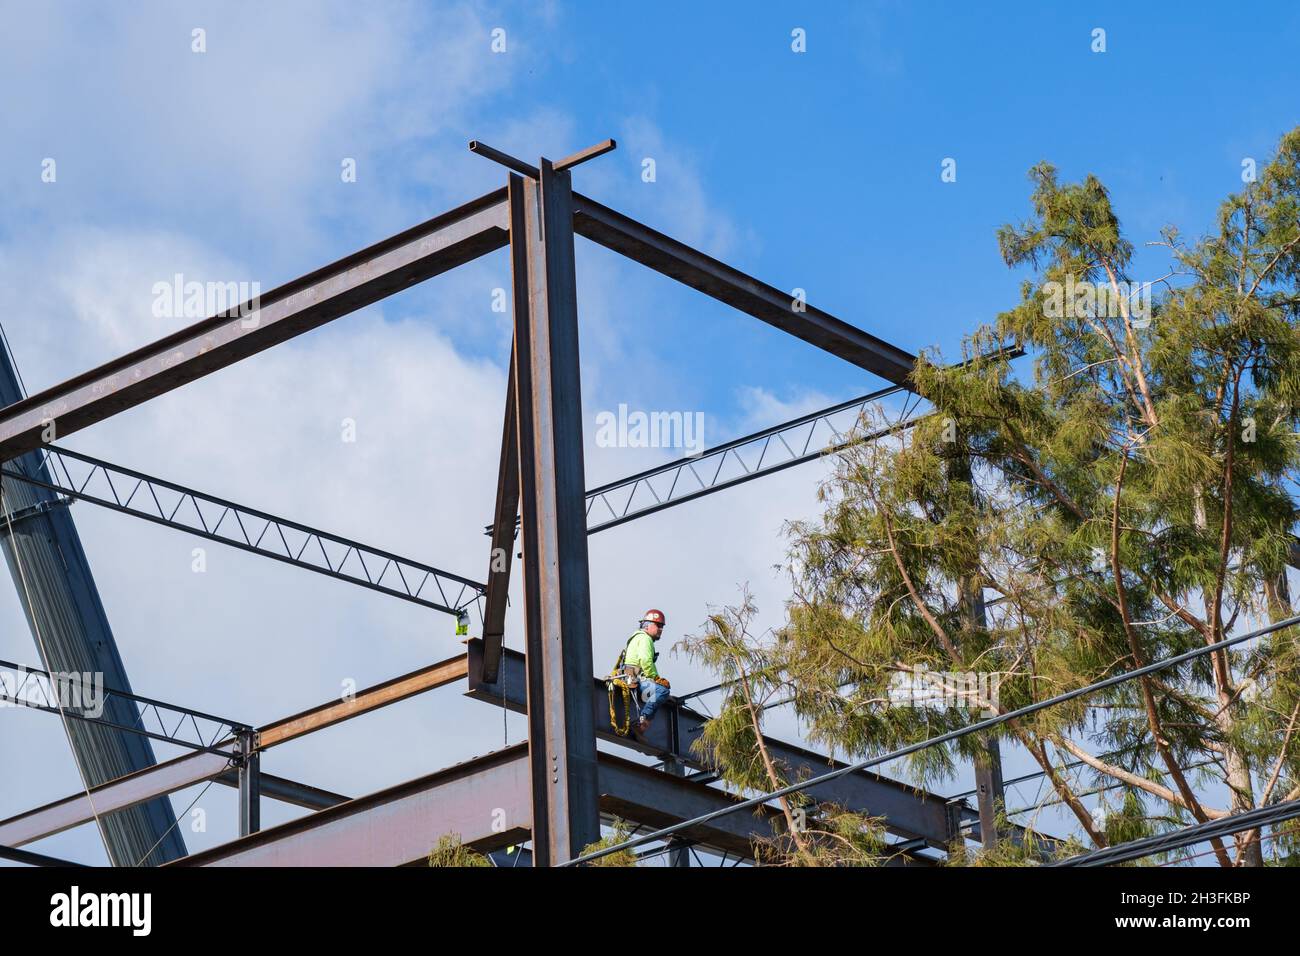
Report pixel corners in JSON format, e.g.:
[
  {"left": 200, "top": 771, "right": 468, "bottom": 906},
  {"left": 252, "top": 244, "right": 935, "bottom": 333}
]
[{"left": 0, "top": 138, "right": 1041, "bottom": 867}]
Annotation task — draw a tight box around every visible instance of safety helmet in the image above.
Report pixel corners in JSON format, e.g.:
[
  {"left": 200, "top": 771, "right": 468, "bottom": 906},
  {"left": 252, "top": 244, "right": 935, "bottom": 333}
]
[{"left": 640, "top": 608, "right": 666, "bottom": 628}]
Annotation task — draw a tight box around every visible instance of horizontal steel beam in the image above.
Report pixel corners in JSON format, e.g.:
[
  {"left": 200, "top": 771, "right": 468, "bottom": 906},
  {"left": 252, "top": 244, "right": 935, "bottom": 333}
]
[
  {"left": 257, "top": 653, "right": 468, "bottom": 748},
  {"left": 572, "top": 193, "right": 916, "bottom": 384},
  {"left": 464, "top": 640, "right": 964, "bottom": 846},
  {"left": 2, "top": 447, "right": 484, "bottom": 616},
  {"left": 1, "top": 652, "right": 468, "bottom": 844},
  {"left": 170, "top": 744, "right": 533, "bottom": 866},
  {"left": 0, "top": 189, "right": 510, "bottom": 462},
  {"left": 212, "top": 770, "right": 348, "bottom": 811},
  {"left": 597, "top": 751, "right": 781, "bottom": 858},
  {"left": 175, "top": 744, "right": 784, "bottom": 866}
]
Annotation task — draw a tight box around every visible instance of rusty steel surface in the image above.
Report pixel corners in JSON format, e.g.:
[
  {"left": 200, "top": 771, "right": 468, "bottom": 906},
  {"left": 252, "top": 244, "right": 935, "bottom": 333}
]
[
  {"left": 511, "top": 167, "right": 600, "bottom": 863},
  {"left": 465, "top": 639, "right": 965, "bottom": 847},
  {"left": 0, "top": 748, "right": 233, "bottom": 848},
  {"left": 571, "top": 191, "right": 915, "bottom": 385},
  {"left": 170, "top": 744, "right": 533, "bottom": 867},
  {"left": 0, "top": 189, "right": 509, "bottom": 462}
]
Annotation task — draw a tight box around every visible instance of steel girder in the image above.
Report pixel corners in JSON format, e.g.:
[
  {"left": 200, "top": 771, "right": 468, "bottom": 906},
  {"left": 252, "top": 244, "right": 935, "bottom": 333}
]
[
  {"left": 0, "top": 190, "right": 510, "bottom": 463},
  {"left": 465, "top": 639, "right": 966, "bottom": 847},
  {"left": 1, "top": 446, "right": 484, "bottom": 616},
  {"left": 170, "top": 745, "right": 786, "bottom": 867},
  {"left": 0, "top": 653, "right": 468, "bottom": 848},
  {"left": 508, "top": 167, "right": 601, "bottom": 863},
  {"left": 571, "top": 191, "right": 916, "bottom": 384}
]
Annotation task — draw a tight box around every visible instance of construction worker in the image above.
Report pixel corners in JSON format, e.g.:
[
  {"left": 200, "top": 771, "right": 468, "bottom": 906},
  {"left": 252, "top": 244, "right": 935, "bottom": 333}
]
[{"left": 622, "top": 609, "right": 670, "bottom": 734}]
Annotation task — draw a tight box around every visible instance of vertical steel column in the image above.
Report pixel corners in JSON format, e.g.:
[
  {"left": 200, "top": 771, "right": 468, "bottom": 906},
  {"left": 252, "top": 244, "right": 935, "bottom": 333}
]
[
  {"left": 237, "top": 731, "right": 260, "bottom": 836},
  {"left": 509, "top": 165, "right": 600, "bottom": 865}
]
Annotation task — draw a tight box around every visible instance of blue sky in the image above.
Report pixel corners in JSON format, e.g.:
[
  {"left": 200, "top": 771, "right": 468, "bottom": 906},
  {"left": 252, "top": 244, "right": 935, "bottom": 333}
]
[{"left": 1, "top": 1, "right": 1298, "bottom": 864}]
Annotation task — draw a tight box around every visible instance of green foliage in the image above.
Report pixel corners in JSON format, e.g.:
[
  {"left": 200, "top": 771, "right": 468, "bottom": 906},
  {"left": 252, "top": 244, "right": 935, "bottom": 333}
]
[
  {"left": 716, "top": 126, "right": 1300, "bottom": 865},
  {"left": 678, "top": 592, "right": 890, "bottom": 865},
  {"left": 579, "top": 819, "right": 639, "bottom": 867},
  {"left": 427, "top": 833, "right": 492, "bottom": 868}
]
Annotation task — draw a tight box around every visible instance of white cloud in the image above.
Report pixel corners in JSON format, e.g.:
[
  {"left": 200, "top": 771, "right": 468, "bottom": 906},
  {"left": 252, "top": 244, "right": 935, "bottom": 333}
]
[{"left": 0, "top": 14, "right": 881, "bottom": 865}]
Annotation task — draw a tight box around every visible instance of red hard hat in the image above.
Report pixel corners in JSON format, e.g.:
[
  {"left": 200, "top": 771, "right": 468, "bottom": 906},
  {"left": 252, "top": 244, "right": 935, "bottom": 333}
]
[{"left": 641, "top": 609, "right": 666, "bottom": 626}]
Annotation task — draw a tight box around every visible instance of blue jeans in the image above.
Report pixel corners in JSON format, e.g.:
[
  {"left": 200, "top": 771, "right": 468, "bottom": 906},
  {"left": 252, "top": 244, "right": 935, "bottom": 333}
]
[{"left": 638, "top": 677, "right": 670, "bottom": 722}]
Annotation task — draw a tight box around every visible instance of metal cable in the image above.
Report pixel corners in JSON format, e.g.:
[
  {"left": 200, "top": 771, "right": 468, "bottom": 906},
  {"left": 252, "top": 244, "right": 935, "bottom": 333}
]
[{"left": 564, "top": 609, "right": 1300, "bottom": 865}]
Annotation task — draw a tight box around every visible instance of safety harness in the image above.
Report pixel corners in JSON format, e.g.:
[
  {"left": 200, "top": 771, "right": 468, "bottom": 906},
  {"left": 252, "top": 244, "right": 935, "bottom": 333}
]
[{"left": 606, "top": 638, "right": 640, "bottom": 737}]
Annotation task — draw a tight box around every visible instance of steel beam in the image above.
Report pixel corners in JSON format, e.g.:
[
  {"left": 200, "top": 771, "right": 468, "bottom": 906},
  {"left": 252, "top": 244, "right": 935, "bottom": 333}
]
[
  {"left": 237, "top": 732, "right": 260, "bottom": 836},
  {"left": 2, "top": 446, "right": 484, "bottom": 617},
  {"left": 597, "top": 752, "right": 781, "bottom": 859},
  {"left": 0, "top": 656, "right": 248, "bottom": 755},
  {"left": 465, "top": 639, "right": 966, "bottom": 846},
  {"left": 213, "top": 770, "right": 347, "bottom": 811},
  {"left": 0, "top": 190, "right": 509, "bottom": 462},
  {"left": 0, "top": 748, "right": 233, "bottom": 848},
  {"left": 170, "top": 744, "right": 533, "bottom": 867},
  {"left": 256, "top": 652, "right": 469, "bottom": 748},
  {"left": 174, "top": 745, "right": 783, "bottom": 867},
  {"left": 479, "top": 354, "right": 519, "bottom": 684},
  {"left": 571, "top": 193, "right": 915, "bottom": 384},
  {"left": 510, "top": 168, "right": 600, "bottom": 863},
  {"left": 3, "top": 653, "right": 467, "bottom": 844}
]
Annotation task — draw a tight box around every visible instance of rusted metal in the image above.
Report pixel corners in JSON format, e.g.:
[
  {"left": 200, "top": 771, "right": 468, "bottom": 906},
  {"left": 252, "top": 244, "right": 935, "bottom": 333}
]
[
  {"left": 466, "top": 638, "right": 967, "bottom": 847},
  {"left": 0, "top": 748, "right": 233, "bottom": 848},
  {"left": 0, "top": 189, "right": 510, "bottom": 462},
  {"left": 170, "top": 745, "right": 533, "bottom": 867},
  {"left": 554, "top": 138, "right": 617, "bottom": 172},
  {"left": 3, "top": 653, "right": 468, "bottom": 845},
  {"left": 257, "top": 652, "right": 469, "bottom": 748},
  {"left": 479, "top": 354, "right": 519, "bottom": 684},
  {"left": 510, "top": 166, "right": 601, "bottom": 863},
  {"left": 571, "top": 192, "right": 916, "bottom": 384}
]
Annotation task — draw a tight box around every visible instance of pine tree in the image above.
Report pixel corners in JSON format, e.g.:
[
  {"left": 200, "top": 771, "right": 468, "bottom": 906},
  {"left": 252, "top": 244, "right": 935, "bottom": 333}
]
[{"left": 699, "top": 126, "right": 1300, "bottom": 866}]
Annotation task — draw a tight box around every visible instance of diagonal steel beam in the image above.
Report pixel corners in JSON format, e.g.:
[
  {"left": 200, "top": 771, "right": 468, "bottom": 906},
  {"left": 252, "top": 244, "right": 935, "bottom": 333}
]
[
  {"left": 479, "top": 353, "right": 519, "bottom": 683},
  {"left": 1, "top": 446, "right": 485, "bottom": 616},
  {"left": 0, "top": 189, "right": 509, "bottom": 462},
  {"left": 0, "top": 652, "right": 468, "bottom": 846},
  {"left": 571, "top": 192, "right": 916, "bottom": 384},
  {"left": 0, "top": 748, "right": 234, "bottom": 848},
  {"left": 464, "top": 639, "right": 964, "bottom": 847}
]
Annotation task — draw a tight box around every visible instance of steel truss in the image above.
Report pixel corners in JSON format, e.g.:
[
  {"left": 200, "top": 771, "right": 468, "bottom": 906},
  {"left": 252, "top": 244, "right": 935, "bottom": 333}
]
[{"left": 3, "top": 138, "right": 1050, "bottom": 868}]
